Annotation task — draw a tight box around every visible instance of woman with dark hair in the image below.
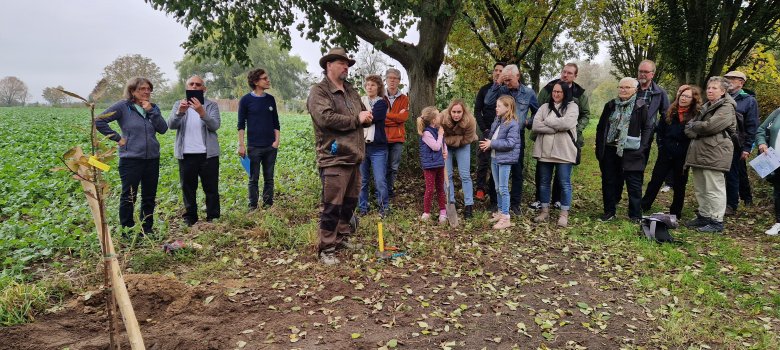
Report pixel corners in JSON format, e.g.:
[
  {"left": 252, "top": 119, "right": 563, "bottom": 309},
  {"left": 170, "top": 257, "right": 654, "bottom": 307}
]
[
  {"left": 684, "top": 76, "right": 737, "bottom": 233},
  {"left": 96, "top": 77, "right": 168, "bottom": 236},
  {"left": 358, "top": 74, "right": 389, "bottom": 216},
  {"left": 641, "top": 85, "right": 703, "bottom": 219},
  {"left": 531, "top": 81, "right": 579, "bottom": 227}
]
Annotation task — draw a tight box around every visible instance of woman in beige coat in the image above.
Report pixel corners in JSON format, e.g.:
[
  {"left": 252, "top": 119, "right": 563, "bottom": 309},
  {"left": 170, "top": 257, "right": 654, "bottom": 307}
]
[{"left": 531, "top": 81, "right": 579, "bottom": 227}]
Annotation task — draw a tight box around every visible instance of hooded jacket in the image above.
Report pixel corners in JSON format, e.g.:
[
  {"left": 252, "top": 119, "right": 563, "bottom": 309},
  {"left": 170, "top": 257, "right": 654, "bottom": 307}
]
[{"left": 684, "top": 94, "right": 737, "bottom": 172}]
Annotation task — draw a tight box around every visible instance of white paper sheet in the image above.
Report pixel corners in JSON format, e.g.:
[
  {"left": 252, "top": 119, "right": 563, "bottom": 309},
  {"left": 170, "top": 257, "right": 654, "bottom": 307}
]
[{"left": 749, "top": 147, "right": 780, "bottom": 178}]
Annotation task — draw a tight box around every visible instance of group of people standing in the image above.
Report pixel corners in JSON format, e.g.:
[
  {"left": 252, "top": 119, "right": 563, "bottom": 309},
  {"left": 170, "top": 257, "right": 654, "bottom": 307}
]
[{"left": 94, "top": 46, "right": 778, "bottom": 266}]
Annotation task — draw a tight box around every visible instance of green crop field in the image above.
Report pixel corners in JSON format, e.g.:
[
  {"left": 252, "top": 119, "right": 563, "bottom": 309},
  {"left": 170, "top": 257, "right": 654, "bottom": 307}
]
[{"left": 0, "top": 107, "right": 320, "bottom": 286}]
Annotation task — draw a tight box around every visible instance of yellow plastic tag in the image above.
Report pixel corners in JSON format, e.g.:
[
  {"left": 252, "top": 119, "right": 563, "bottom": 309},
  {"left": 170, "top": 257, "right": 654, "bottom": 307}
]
[{"left": 88, "top": 156, "right": 110, "bottom": 171}]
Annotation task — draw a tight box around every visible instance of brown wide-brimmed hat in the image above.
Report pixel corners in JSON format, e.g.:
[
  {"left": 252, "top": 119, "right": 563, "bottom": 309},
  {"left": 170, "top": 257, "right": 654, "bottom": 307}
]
[{"left": 319, "top": 47, "right": 356, "bottom": 69}]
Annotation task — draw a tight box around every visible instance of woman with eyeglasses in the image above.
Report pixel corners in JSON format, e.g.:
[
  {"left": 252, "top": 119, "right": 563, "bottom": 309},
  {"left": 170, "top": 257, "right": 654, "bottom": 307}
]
[
  {"left": 641, "top": 85, "right": 703, "bottom": 219},
  {"left": 96, "top": 77, "right": 168, "bottom": 236},
  {"left": 684, "top": 76, "right": 737, "bottom": 233},
  {"left": 595, "top": 77, "right": 653, "bottom": 222}
]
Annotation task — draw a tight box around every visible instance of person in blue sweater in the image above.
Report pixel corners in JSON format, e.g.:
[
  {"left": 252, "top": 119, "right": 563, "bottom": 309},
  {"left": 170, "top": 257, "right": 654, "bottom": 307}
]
[
  {"left": 95, "top": 77, "right": 168, "bottom": 236},
  {"left": 238, "top": 68, "right": 281, "bottom": 210},
  {"left": 358, "top": 74, "right": 389, "bottom": 216}
]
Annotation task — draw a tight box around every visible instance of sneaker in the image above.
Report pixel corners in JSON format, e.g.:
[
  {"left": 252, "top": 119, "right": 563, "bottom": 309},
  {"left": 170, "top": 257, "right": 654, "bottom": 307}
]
[
  {"left": 510, "top": 206, "right": 523, "bottom": 216},
  {"left": 553, "top": 201, "right": 561, "bottom": 210},
  {"left": 438, "top": 213, "right": 447, "bottom": 223},
  {"left": 660, "top": 185, "right": 671, "bottom": 193},
  {"left": 765, "top": 223, "right": 780, "bottom": 236},
  {"left": 528, "top": 201, "right": 542, "bottom": 210},
  {"left": 319, "top": 249, "right": 339, "bottom": 265},
  {"left": 489, "top": 212, "right": 502, "bottom": 222},
  {"left": 475, "top": 190, "right": 486, "bottom": 201},
  {"left": 420, "top": 213, "right": 431, "bottom": 221},
  {"left": 724, "top": 206, "right": 736, "bottom": 217},
  {"left": 685, "top": 214, "right": 710, "bottom": 228},
  {"left": 698, "top": 221, "right": 724, "bottom": 233},
  {"left": 493, "top": 215, "right": 511, "bottom": 229},
  {"left": 599, "top": 213, "right": 616, "bottom": 222}
]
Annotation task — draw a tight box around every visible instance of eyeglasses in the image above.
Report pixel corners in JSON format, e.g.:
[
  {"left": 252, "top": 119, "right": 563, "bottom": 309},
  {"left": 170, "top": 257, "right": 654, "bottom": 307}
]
[
  {"left": 188, "top": 82, "right": 203, "bottom": 87},
  {"left": 136, "top": 87, "right": 152, "bottom": 92},
  {"left": 638, "top": 70, "right": 654, "bottom": 74},
  {"left": 618, "top": 86, "right": 636, "bottom": 90}
]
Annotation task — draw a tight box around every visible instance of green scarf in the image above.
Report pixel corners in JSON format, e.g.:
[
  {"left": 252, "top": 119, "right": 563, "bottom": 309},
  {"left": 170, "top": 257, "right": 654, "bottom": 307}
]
[{"left": 607, "top": 94, "right": 637, "bottom": 156}]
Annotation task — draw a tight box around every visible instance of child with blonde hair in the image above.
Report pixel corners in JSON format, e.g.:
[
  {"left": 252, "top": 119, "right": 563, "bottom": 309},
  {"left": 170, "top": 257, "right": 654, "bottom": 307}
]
[
  {"left": 479, "top": 95, "right": 520, "bottom": 229},
  {"left": 418, "top": 106, "right": 448, "bottom": 222}
]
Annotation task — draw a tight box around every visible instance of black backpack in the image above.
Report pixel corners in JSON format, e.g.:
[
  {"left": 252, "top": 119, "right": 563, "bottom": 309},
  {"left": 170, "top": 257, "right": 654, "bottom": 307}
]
[{"left": 640, "top": 213, "right": 679, "bottom": 243}]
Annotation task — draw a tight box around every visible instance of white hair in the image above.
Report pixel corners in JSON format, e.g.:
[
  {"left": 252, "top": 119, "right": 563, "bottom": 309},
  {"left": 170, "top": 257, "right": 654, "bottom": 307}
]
[
  {"left": 503, "top": 64, "right": 520, "bottom": 76},
  {"left": 619, "top": 77, "right": 639, "bottom": 88}
]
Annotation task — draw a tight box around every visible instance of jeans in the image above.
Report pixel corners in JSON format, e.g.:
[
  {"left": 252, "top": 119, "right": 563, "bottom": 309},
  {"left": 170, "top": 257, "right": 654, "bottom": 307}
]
[
  {"left": 537, "top": 161, "right": 573, "bottom": 210},
  {"left": 599, "top": 146, "right": 643, "bottom": 219},
  {"left": 509, "top": 145, "right": 525, "bottom": 208},
  {"left": 534, "top": 165, "right": 562, "bottom": 203},
  {"left": 492, "top": 159, "right": 512, "bottom": 215},
  {"left": 642, "top": 153, "right": 688, "bottom": 218},
  {"left": 445, "top": 144, "right": 474, "bottom": 205},
  {"left": 118, "top": 157, "right": 160, "bottom": 234},
  {"left": 726, "top": 150, "right": 753, "bottom": 209},
  {"left": 248, "top": 146, "right": 277, "bottom": 207},
  {"left": 386, "top": 142, "right": 404, "bottom": 197},
  {"left": 178, "top": 154, "right": 220, "bottom": 224},
  {"left": 359, "top": 144, "right": 389, "bottom": 213}
]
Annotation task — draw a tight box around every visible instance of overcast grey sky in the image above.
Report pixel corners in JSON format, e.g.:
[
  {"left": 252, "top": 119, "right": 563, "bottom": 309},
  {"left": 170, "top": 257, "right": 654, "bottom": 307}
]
[{"left": 0, "top": 0, "right": 371, "bottom": 103}]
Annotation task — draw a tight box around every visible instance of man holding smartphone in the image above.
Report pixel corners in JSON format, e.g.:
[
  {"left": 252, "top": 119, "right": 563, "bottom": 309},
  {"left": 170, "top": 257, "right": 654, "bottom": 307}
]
[{"left": 168, "top": 75, "right": 222, "bottom": 226}]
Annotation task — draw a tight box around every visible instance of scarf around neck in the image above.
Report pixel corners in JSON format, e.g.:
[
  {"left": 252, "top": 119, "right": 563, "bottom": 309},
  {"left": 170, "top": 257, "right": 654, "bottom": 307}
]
[{"left": 607, "top": 94, "right": 637, "bottom": 156}]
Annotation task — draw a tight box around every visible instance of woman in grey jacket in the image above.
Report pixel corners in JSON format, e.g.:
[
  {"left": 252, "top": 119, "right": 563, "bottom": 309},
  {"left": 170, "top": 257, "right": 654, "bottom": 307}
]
[
  {"left": 684, "top": 76, "right": 737, "bottom": 233},
  {"left": 755, "top": 107, "right": 780, "bottom": 236},
  {"left": 96, "top": 77, "right": 168, "bottom": 235},
  {"left": 531, "top": 81, "right": 579, "bottom": 227}
]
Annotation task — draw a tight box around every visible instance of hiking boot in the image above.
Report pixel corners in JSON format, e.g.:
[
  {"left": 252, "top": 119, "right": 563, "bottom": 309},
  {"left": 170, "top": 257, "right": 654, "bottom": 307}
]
[
  {"left": 493, "top": 215, "right": 511, "bottom": 229},
  {"left": 319, "top": 248, "right": 339, "bottom": 265},
  {"left": 489, "top": 211, "right": 502, "bottom": 222},
  {"left": 599, "top": 212, "right": 616, "bottom": 222},
  {"left": 528, "top": 201, "right": 542, "bottom": 210},
  {"left": 533, "top": 207, "right": 550, "bottom": 223},
  {"left": 475, "top": 189, "right": 486, "bottom": 201},
  {"left": 685, "top": 214, "right": 710, "bottom": 228},
  {"left": 698, "top": 221, "right": 724, "bottom": 233},
  {"left": 724, "top": 206, "right": 736, "bottom": 217},
  {"left": 765, "top": 223, "right": 780, "bottom": 236},
  {"left": 464, "top": 205, "right": 473, "bottom": 219},
  {"left": 557, "top": 210, "right": 569, "bottom": 227}
]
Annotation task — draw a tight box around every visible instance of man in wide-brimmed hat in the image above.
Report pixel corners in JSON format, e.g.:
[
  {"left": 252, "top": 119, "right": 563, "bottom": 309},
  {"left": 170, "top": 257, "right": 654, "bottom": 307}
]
[
  {"left": 307, "top": 47, "right": 372, "bottom": 265},
  {"left": 723, "top": 70, "right": 759, "bottom": 216}
]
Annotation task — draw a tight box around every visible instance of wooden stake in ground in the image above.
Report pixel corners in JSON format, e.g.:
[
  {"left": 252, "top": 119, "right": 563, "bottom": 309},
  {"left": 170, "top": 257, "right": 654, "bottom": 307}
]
[{"left": 57, "top": 83, "right": 145, "bottom": 350}]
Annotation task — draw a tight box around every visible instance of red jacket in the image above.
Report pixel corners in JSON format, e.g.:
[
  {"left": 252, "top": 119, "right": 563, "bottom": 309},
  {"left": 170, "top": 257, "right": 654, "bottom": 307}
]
[{"left": 384, "top": 93, "right": 409, "bottom": 143}]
